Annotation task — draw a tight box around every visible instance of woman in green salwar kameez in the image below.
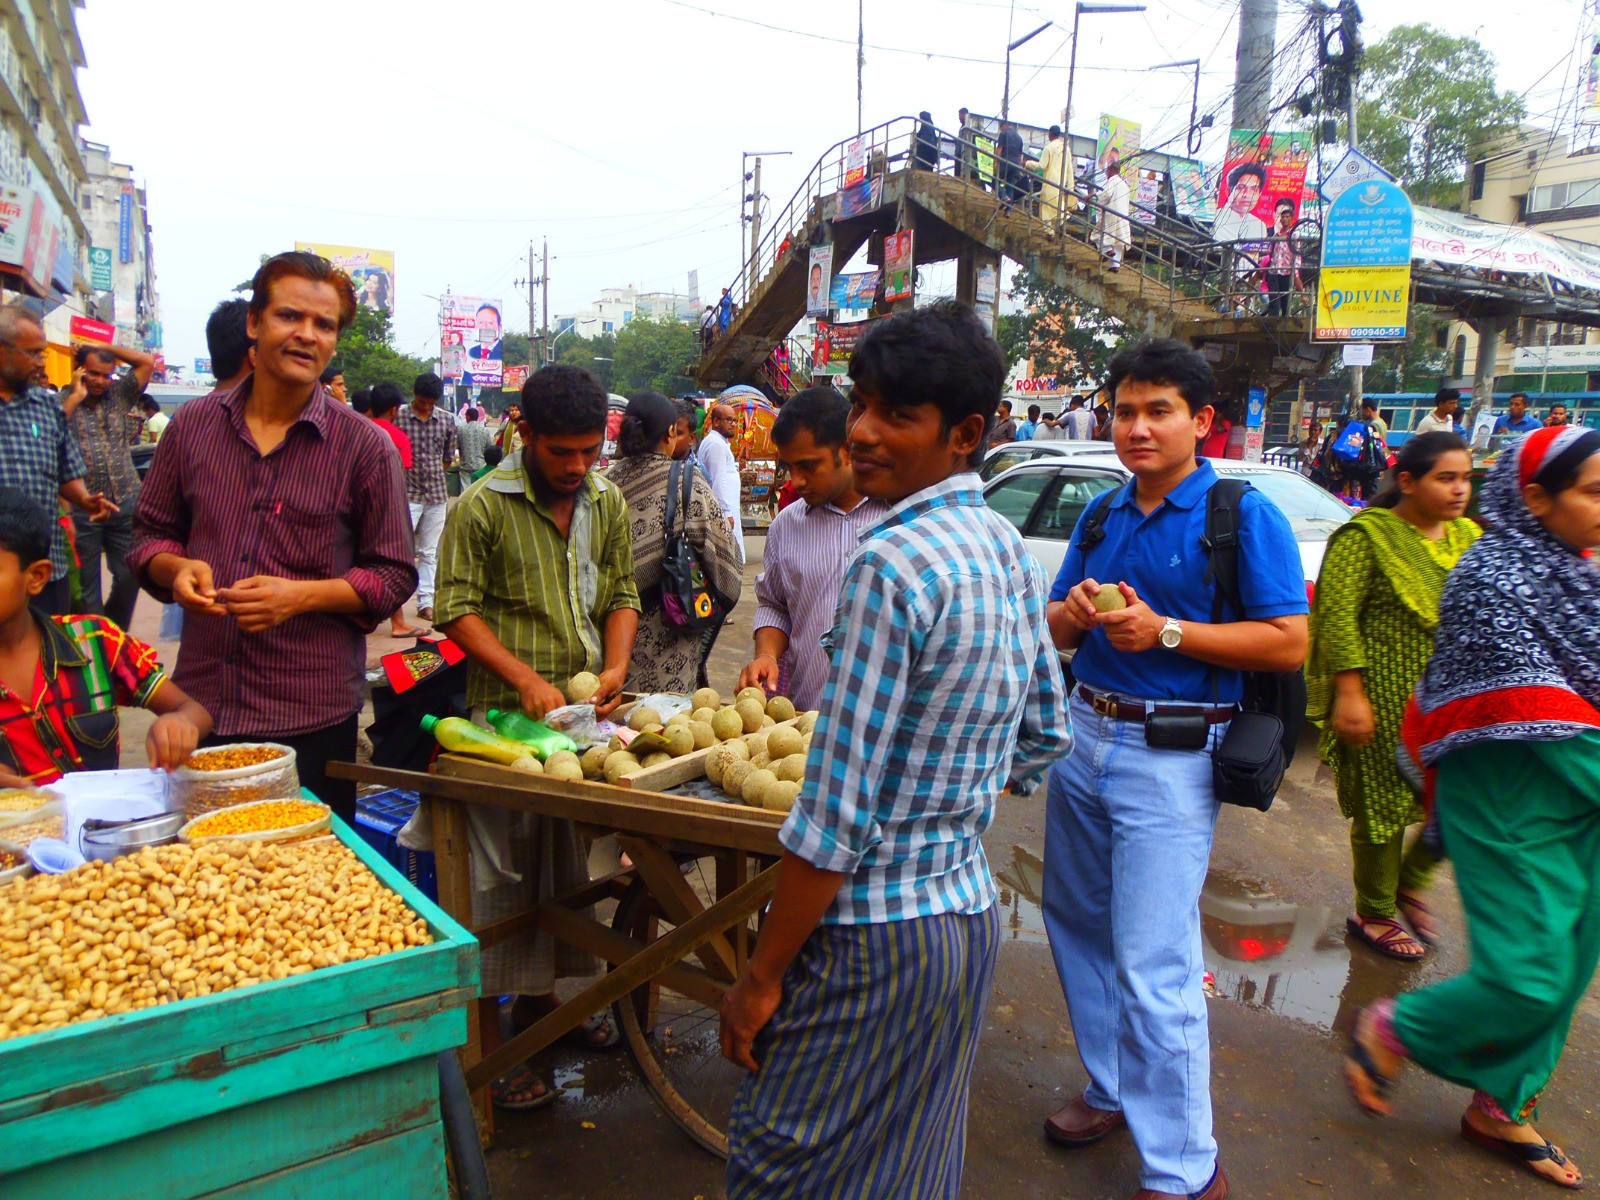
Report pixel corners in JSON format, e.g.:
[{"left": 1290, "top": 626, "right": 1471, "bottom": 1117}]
[
  {"left": 1308, "top": 433, "right": 1478, "bottom": 961},
  {"left": 1345, "top": 425, "right": 1600, "bottom": 1191}
]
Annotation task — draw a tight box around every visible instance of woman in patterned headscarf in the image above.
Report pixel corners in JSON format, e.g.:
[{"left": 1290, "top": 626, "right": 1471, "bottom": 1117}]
[
  {"left": 1308, "top": 432, "right": 1478, "bottom": 962},
  {"left": 1344, "top": 425, "right": 1600, "bottom": 1191}
]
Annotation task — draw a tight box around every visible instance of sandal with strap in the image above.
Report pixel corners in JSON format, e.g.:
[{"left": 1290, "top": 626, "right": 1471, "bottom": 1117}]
[
  {"left": 491, "top": 1062, "right": 558, "bottom": 1111},
  {"left": 1461, "top": 1118, "right": 1585, "bottom": 1190},
  {"left": 1347, "top": 915, "right": 1426, "bottom": 962},
  {"left": 1396, "top": 891, "right": 1440, "bottom": 948},
  {"left": 1344, "top": 1035, "right": 1395, "bottom": 1117}
]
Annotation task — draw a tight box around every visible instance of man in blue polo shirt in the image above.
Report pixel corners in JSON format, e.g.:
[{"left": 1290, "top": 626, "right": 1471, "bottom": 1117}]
[
  {"left": 1040, "top": 338, "right": 1308, "bottom": 1200},
  {"left": 1492, "top": 391, "right": 1543, "bottom": 437}
]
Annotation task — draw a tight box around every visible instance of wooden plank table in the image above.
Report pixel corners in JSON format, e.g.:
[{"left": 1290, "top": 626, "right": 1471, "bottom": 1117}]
[{"left": 331, "top": 755, "right": 784, "bottom": 1144}]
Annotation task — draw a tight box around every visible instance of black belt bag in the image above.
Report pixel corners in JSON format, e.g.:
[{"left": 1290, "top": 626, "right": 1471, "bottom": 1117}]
[{"left": 1211, "top": 709, "right": 1286, "bottom": 812}]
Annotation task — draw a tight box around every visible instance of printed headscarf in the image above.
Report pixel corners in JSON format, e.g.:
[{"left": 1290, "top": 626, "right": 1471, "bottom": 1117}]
[{"left": 1400, "top": 425, "right": 1600, "bottom": 786}]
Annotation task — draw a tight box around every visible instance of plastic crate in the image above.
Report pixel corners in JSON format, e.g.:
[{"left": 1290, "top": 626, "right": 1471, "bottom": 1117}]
[{"left": 355, "top": 788, "right": 438, "bottom": 901}]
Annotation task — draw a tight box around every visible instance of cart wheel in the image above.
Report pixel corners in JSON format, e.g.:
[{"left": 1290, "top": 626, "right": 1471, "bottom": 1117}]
[{"left": 610, "top": 867, "right": 761, "bottom": 1158}]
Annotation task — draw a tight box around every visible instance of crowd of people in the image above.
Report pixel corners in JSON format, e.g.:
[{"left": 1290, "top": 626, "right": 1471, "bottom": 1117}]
[{"left": 0, "top": 251, "right": 1597, "bottom": 1198}]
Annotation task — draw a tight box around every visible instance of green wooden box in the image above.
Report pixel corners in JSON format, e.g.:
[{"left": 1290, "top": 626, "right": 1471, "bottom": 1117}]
[{"left": 0, "top": 819, "right": 479, "bottom": 1200}]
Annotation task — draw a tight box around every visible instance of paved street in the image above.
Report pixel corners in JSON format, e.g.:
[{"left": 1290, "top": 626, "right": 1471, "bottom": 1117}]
[{"left": 119, "top": 534, "right": 1600, "bottom": 1199}]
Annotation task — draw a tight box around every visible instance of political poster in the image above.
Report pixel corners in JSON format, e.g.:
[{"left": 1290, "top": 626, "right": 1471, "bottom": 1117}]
[
  {"left": 1583, "top": 13, "right": 1600, "bottom": 126},
  {"left": 1096, "top": 114, "right": 1141, "bottom": 179},
  {"left": 884, "top": 229, "right": 914, "bottom": 303},
  {"left": 442, "top": 295, "right": 504, "bottom": 386},
  {"left": 1214, "top": 130, "right": 1312, "bottom": 244},
  {"left": 503, "top": 363, "right": 529, "bottom": 395},
  {"left": 1137, "top": 169, "right": 1162, "bottom": 215},
  {"left": 806, "top": 246, "right": 834, "bottom": 317},
  {"left": 1168, "top": 158, "right": 1216, "bottom": 222},
  {"left": 1314, "top": 179, "right": 1414, "bottom": 342},
  {"left": 813, "top": 319, "right": 872, "bottom": 376},
  {"left": 845, "top": 137, "right": 866, "bottom": 187},
  {"left": 295, "top": 242, "right": 395, "bottom": 312},
  {"left": 829, "top": 270, "right": 879, "bottom": 311},
  {"left": 838, "top": 175, "right": 882, "bottom": 218}
]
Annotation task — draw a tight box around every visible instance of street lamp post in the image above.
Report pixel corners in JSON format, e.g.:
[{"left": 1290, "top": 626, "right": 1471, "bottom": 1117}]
[
  {"left": 1003, "top": 21, "right": 1052, "bottom": 122},
  {"left": 1152, "top": 58, "right": 1206, "bottom": 156},
  {"left": 1065, "top": 2, "right": 1145, "bottom": 141}
]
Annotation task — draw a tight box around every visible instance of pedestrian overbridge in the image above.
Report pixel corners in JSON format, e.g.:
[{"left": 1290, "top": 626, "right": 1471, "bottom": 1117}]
[{"left": 696, "top": 116, "right": 1600, "bottom": 398}]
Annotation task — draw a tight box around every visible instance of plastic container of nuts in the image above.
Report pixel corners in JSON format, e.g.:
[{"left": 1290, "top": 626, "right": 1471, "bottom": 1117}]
[
  {"left": 179, "top": 797, "right": 332, "bottom": 845},
  {"left": 0, "top": 799, "right": 66, "bottom": 848},
  {"left": 171, "top": 743, "right": 300, "bottom": 818},
  {"left": 0, "top": 838, "right": 29, "bottom": 883}
]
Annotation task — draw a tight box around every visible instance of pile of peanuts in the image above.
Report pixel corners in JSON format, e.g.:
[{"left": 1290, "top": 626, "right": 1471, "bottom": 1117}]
[
  {"left": 0, "top": 790, "right": 55, "bottom": 814},
  {"left": 0, "top": 813, "right": 66, "bottom": 847},
  {"left": 0, "top": 839, "right": 433, "bottom": 1041},
  {"left": 186, "top": 800, "right": 328, "bottom": 842},
  {"left": 183, "top": 746, "right": 286, "bottom": 772}
]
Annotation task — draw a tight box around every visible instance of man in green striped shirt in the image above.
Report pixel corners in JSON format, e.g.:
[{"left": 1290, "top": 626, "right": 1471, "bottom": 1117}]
[{"left": 435, "top": 364, "right": 640, "bottom": 1111}]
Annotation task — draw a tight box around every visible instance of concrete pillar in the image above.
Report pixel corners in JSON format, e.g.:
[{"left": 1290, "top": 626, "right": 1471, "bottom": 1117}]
[
  {"left": 957, "top": 246, "right": 1001, "bottom": 334},
  {"left": 1468, "top": 316, "right": 1501, "bottom": 448},
  {"left": 1231, "top": 0, "right": 1278, "bottom": 132}
]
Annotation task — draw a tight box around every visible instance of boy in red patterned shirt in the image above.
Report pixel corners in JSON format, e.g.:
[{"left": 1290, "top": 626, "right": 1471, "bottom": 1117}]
[{"left": 0, "top": 488, "right": 211, "bottom": 786}]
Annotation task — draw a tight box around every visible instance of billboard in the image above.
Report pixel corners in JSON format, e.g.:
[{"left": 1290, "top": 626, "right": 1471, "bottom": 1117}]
[
  {"left": 442, "top": 294, "right": 504, "bottom": 387},
  {"left": 1096, "top": 114, "right": 1141, "bottom": 178},
  {"left": 88, "top": 245, "right": 113, "bottom": 290},
  {"left": 1314, "top": 179, "right": 1414, "bottom": 342},
  {"left": 829, "top": 270, "right": 879, "bottom": 310},
  {"left": 118, "top": 186, "right": 133, "bottom": 263},
  {"left": 294, "top": 242, "right": 395, "bottom": 312},
  {"left": 1215, "top": 130, "right": 1312, "bottom": 244}
]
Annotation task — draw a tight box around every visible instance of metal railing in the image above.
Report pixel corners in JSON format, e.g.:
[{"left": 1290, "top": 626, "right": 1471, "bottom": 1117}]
[{"left": 708, "top": 115, "right": 1323, "bottom": 357}]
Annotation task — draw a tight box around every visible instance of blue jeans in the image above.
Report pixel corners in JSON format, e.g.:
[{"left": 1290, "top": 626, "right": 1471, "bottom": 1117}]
[
  {"left": 72, "top": 509, "right": 139, "bottom": 630},
  {"left": 1043, "top": 693, "right": 1224, "bottom": 1195}
]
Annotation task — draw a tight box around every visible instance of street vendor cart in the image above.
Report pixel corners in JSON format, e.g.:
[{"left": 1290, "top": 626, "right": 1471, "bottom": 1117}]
[{"left": 334, "top": 751, "right": 786, "bottom": 1157}]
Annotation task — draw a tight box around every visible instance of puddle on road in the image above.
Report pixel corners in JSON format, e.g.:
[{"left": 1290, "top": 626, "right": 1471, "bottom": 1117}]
[{"left": 994, "top": 844, "right": 1414, "bottom": 1034}]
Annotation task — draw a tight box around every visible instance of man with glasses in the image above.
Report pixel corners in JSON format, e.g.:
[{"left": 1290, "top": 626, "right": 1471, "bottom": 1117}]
[
  {"left": 699, "top": 402, "right": 745, "bottom": 563},
  {"left": 0, "top": 306, "right": 118, "bottom": 615}
]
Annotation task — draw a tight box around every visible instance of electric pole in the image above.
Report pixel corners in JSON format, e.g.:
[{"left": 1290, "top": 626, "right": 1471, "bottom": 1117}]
[
  {"left": 857, "top": 0, "right": 864, "bottom": 134},
  {"left": 541, "top": 237, "right": 550, "bottom": 368},
  {"left": 1231, "top": 0, "right": 1278, "bottom": 132},
  {"left": 748, "top": 157, "right": 763, "bottom": 273},
  {"left": 527, "top": 241, "right": 539, "bottom": 369},
  {"left": 1341, "top": 0, "right": 1363, "bottom": 420}
]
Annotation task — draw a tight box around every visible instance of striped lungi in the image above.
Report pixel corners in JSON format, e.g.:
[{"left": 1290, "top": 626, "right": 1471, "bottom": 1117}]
[{"left": 727, "top": 905, "right": 1000, "bottom": 1200}]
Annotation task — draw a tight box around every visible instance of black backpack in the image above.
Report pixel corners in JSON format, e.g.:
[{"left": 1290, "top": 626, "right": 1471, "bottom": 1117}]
[{"left": 1075, "top": 477, "right": 1306, "bottom": 770}]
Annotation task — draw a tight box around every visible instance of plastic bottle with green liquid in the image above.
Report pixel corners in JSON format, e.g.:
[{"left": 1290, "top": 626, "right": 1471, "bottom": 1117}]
[{"left": 485, "top": 709, "right": 579, "bottom": 759}]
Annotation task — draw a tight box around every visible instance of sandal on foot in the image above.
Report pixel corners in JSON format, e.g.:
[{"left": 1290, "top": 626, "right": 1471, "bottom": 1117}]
[
  {"left": 1396, "top": 891, "right": 1440, "bottom": 948},
  {"left": 1347, "top": 915, "right": 1426, "bottom": 962},
  {"left": 565, "top": 1012, "right": 622, "bottom": 1052},
  {"left": 1461, "top": 1118, "right": 1585, "bottom": 1190},
  {"left": 491, "top": 1063, "right": 557, "bottom": 1111},
  {"left": 1344, "top": 1036, "right": 1395, "bottom": 1117}
]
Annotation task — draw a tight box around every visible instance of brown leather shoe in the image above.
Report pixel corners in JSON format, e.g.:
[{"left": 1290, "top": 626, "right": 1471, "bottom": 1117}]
[
  {"left": 1044, "top": 1094, "right": 1126, "bottom": 1146},
  {"left": 1130, "top": 1166, "right": 1229, "bottom": 1200}
]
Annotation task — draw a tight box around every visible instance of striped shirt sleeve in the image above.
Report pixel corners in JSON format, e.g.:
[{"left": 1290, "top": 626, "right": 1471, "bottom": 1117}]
[
  {"left": 780, "top": 549, "right": 923, "bottom": 875},
  {"left": 751, "top": 513, "right": 791, "bottom": 635},
  {"left": 434, "top": 494, "right": 491, "bottom": 626},
  {"left": 1008, "top": 560, "right": 1074, "bottom": 786}
]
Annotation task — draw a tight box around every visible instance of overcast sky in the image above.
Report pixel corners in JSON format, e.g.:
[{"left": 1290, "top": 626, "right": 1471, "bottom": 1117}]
[{"left": 76, "top": 0, "right": 1590, "bottom": 370}]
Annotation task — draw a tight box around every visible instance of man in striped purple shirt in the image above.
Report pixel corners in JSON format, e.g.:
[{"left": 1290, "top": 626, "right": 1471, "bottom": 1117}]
[
  {"left": 740, "top": 387, "right": 888, "bottom": 711},
  {"left": 129, "top": 252, "right": 417, "bottom": 823}
]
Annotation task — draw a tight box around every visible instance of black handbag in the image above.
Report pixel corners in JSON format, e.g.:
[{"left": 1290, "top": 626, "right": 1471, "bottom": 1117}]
[
  {"left": 1202, "top": 479, "right": 1305, "bottom": 811},
  {"left": 659, "top": 461, "right": 735, "bottom": 631}
]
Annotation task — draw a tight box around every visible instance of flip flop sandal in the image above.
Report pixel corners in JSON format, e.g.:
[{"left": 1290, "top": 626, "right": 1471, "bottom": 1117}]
[
  {"left": 1347, "top": 915, "right": 1426, "bottom": 962},
  {"left": 565, "top": 1013, "right": 622, "bottom": 1052},
  {"left": 491, "top": 1063, "right": 558, "bottom": 1111},
  {"left": 1344, "top": 1036, "right": 1395, "bottom": 1118},
  {"left": 1396, "top": 892, "right": 1440, "bottom": 948},
  {"left": 1461, "top": 1118, "right": 1585, "bottom": 1190}
]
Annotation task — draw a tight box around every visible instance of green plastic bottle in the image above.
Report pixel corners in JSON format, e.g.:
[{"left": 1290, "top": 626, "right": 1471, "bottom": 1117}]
[
  {"left": 420, "top": 715, "right": 535, "bottom": 766},
  {"left": 485, "top": 709, "right": 579, "bottom": 759}
]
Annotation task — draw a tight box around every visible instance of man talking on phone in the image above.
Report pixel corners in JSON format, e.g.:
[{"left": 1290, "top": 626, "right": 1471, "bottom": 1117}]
[{"left": 1040, "top": 339, "right": 1307, "bottom": 1200}]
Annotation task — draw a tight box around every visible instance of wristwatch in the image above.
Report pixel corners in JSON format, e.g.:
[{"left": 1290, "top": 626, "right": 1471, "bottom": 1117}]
[{"left": 1158, "top": 617, "right": 1184, "bottom": 650}]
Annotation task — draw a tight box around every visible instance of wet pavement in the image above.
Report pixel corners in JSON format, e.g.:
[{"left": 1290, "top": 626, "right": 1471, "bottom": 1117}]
[{"left": 118, "top": 536, "right": 1600, "bottom": 1198}]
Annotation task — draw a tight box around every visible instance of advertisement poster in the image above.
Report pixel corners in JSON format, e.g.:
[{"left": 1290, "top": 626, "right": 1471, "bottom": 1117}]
[
  {"left": 1096, "top": 114, "right": 1141, "bottom": 177},
  {"left": 442, "top": 295, "right": 504, "bottom": 386},
  {"left": 1584, "top": 14, "right": 1600, "bottom": 126},
  {"left": 1214, "top": 129, "right": 1312, "bottom": 244},
  {"left": 812, "top": 319, "right": 872, "bottom": 376},
  {"left": 975, "top": 262, "right": 998, "bottom": 306},
  {"left": 1169, "top": 159, "right": 1216, "bottom": 222},
  {"left": 829, "top": 270, "right": 879, "bottom": 310},
  {"left": 844, "top": 137, "right": 866, "bottom": 187},
  {"left": 1137, "top": 169, "right": 1162, "bottom": 214},
  {"left": 1314, "top": 179, "right": 1414, "bottom": 341},
  {"left": 70, "top": 315, "right": 114, "bottom": 344},
  {"left": 884, "top": 229, "right": 914, "bottom": 303},
  {"left": 295, "top": 242, "right": 395, "bottom": 312},
  {"left": 118, "top": 186, "right": 133, "bottom": 263},
  {"left": 0, "top": 186, "right": 30, "bottom": 269},
  {"left": 88, "top": 245, "right": 113, "bottom": 290},
  {"left": 838, "top": 175, "right": 882, "bottom": 218},
  {"left": 806, "top": 245, "right": 834, "bottom": 316}
]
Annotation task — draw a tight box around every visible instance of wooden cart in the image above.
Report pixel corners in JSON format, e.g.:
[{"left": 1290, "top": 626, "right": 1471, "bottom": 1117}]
[{"left": 333, "top": 754, "right": 785, "bottom": 1156}]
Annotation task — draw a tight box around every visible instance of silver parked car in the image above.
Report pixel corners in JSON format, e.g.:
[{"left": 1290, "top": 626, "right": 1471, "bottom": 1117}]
[{"left": 983, "top": 451, "right": 1354, "bottom": 597}]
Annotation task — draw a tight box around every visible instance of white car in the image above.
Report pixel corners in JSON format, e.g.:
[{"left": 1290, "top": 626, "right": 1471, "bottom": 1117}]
[
  {"left": 978, "top": 439, "right": 1121, "bottom": 483},
  {"left": 983, "top": 452, "right": 1353, "bottom": 597}
]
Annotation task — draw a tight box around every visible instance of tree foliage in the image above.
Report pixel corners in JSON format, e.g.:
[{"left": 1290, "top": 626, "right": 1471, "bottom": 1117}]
[
  {"left": 611, "top": 318, "right": 696, "bottom": 395},
  {"left": 994, "top": 271, "right": 1128, "bottom": 389},
  {"left": 329, "top": 305, "right": 434, "bottom": 392},
  {"left": 556, "top": 331, "right": 617, "bottom": 393},
  {"left": 1357, "top": 24, "right": 1526, "bottom": 208},
  {"left": 1359, "top": 310, "right": 1450, "bottom": 394}
]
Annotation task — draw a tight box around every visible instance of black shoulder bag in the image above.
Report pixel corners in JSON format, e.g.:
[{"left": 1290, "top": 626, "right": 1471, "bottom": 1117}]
[
  {"left": 1202, "top": 478, "right": 1307, "bottom": 811},
  {"left": 659, "top": 460, "right": 736, "bottom": 631}
]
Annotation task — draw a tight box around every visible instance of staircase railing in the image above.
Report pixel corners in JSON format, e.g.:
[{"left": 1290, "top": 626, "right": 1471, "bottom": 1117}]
[{"left": 707, "top": 115, "right": 1323, "bottom": 361}]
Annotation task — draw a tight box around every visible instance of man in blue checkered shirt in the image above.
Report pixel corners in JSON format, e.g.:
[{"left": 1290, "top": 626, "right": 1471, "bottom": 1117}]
[
  {"left": 720, "top": 302, "right": 1073, "bottom": 1199},
  {"left": 0, "top": 307, "right": 118, "bottom": 615}
]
